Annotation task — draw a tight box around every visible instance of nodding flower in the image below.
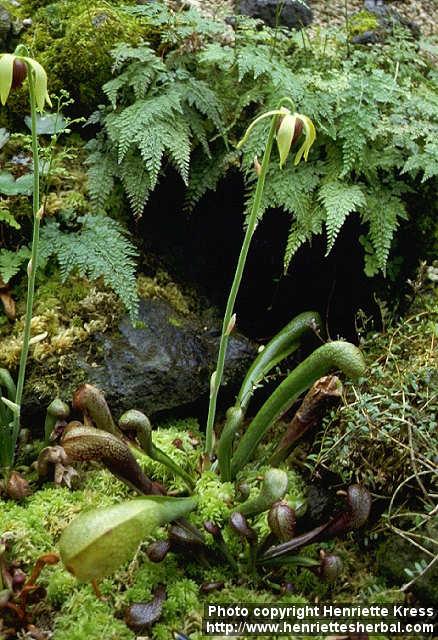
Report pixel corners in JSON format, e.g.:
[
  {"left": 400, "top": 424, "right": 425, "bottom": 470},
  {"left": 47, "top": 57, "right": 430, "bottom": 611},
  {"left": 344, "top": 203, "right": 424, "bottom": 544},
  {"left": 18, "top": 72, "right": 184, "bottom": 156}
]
[
  {"left": 276, "top": 110, "right": 316, "bottom": 167},
  {"left": 237, "top": 104, "right": 316, "bottom": 168},
  {"left": 0, "top": 48, "right": 51, "bottom": 112}
]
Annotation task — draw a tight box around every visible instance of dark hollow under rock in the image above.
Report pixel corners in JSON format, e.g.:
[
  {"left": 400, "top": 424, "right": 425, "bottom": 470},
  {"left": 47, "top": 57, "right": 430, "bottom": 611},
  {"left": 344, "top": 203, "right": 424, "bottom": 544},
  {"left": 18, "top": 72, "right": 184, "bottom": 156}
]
[
  {"left": 79, "top": 298, "right": 257, "bottom": 419},
  {"left": 238, "top": 0, "right": 313, "bottom": 29},
  {"left": 301, "top": 483, "right": 340, "bottom": 528}
]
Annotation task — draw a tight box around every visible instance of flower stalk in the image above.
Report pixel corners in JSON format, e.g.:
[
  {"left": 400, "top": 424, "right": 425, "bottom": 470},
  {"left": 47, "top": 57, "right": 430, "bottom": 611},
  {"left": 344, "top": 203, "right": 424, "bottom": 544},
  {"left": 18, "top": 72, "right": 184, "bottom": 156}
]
[
  {"left": 205, "top": 101, "right": 316, "bottom": 459},
  {"left": 0, "top": 48, "right": 50, "bottom": 475},
  {"left": 12, "top": 74, "right": 40, "bottom": 468},
  {"left": 205, "top": 116, "right": 278, "bottom": 457}
]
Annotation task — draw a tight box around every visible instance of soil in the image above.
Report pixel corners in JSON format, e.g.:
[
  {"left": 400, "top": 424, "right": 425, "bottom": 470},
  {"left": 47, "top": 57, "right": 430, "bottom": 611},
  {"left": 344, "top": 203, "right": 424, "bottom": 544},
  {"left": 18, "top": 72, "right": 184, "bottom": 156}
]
[{"left": 176, "top": 0, "right": 437, "bottom": 36}]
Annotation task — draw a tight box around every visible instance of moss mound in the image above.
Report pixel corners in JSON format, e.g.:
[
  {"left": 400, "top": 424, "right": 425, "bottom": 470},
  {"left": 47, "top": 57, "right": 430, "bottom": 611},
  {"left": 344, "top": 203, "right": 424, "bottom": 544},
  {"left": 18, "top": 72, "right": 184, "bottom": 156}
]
[
  {"left": 23, "top": 1, "right": 143, "bottom": 113},
  {"left": 348, "top": 10, "right": 379, "bottom": 37}
]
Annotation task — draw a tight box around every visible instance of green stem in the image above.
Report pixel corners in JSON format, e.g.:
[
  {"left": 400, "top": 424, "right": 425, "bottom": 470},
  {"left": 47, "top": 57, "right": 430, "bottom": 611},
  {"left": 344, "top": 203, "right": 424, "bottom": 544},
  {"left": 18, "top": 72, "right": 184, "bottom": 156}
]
[
  {"left": 149, "top": 442, "right": 195, "bottom": 492},
  {"left": 12, "top": 68, "right": 40, "bottom": 464},
  {"left": 217, "top": 311, "right": 321, "bottom": 480},
  {"left": 119, "top": 410, "right": 195, "bottom": 492},
  {"left": 205, "top": 117, "right": 279, "bottom": 457},
  {"left": 230, "top": 341, "right": 365, "bottom": 477}
]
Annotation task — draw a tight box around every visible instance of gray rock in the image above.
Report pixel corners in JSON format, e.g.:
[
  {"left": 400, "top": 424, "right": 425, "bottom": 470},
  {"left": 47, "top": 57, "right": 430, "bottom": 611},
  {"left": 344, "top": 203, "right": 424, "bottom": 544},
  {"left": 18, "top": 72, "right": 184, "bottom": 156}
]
[
  {"left": 80, "top": 299, "right": 257, "bottom": 418},
  {"left": 364, "top": 0, "right": 387, "bottom": 15},
  {"left": 352, "top": 30, "right": 381, "bottom": 45},
  {"left": 357, "top": 0, "right": 421, "bottom": 40},
  {"left": 238, "top": 0, "right": 312, "bottom": 29},
  {"left": 0, "top": 6, "right": 12, "bottom": 48}
]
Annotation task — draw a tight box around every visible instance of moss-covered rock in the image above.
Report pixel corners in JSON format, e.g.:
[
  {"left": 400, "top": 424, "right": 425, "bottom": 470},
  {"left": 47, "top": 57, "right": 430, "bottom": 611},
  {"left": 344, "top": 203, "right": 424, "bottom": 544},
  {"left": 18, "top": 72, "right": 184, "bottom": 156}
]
[
  {"left": 23, "top": 1, "right": 144, "bottom": 113},
  {"left": 348, "top": 10, "right": 379, "bottom": 37},
  {"left": 12, "top": 294, "right": 255, "bottom": 430}
]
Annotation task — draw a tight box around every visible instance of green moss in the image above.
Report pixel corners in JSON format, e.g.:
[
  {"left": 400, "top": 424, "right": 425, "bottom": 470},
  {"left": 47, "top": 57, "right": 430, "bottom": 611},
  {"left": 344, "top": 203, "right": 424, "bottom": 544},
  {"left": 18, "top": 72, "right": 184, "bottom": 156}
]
[
  {"left": 0, "top": 484, "right": 122, "bottom": 565},
  {"left": 168, "top": 315, "right": 183, "bottom": 327},
  {"left": 123, "top": 555, "right": 179, "bottom": 603},
  {"left": 53, "top": 587, "right": 135, "bottom": 640},
  {"left": 137, "top": 272, "right": 193, "bottom": 316},
  {"left": 24, "top": 1, "right": 144, "bottom": 113},
  {"left": 194, "top": 470, "right": 235, "bottom": 526},
  {"left": 349, "top": 10, "right": 379, "bottom": 36},
  {"left": 0, "top": 269, "right": 123, "bottom": 405},
  {"left": 45, "top": 564, "right": 77, "bottom": 607}
]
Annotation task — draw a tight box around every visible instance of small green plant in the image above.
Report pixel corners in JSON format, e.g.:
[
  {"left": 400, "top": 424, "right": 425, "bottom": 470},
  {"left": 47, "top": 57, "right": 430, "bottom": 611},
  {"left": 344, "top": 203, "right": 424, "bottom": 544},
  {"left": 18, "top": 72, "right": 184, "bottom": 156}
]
[
  {"left": 87, "top": 5, "right": 438, "bottom": 279},
  {"left": 53, "top": 301, "right": 367, "bottom": 591},
  {"left": 52, "top": 86, "right": 368, "bottom": 603},
  {"left": 0, "top": 46, "right": 51, "bottom": 478},
  {"left": 205, "top": 100, "right": 316, "bottom": 456}
]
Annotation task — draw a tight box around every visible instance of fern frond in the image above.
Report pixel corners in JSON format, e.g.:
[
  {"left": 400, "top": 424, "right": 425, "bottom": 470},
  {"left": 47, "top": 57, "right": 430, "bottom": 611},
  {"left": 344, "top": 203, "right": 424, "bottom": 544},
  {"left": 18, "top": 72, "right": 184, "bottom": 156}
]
[
  {"left": 338, "top": 110, "right": 369, "bottom": 176},
  {"left": 118, "top": 152, "right": 153, "bottom": 218},
  {"left": 162, "top": 119, "right": 192, "bottom": 184},
  {"left": 104, "top": 46, "right": 166, "bottom": 108},
  {"left": 0, "top": 247, "right": 30, "bottom": 284},
  {"left": 178, "top": 77, "right": 224, "bottom": 134},
  {"left": 106, "top": 88, "right": 184, "bottom": 163},
  {"left": 0, "top": 205, "right": 20, "bottom": 230},
  {"left": 110, "top": 43, "right": 163, "bottom": 72},
  {"left": 402, "top": 140, "right": 438, "bottom": 182},
  {"left": 198, "top": 43, "right": 233, "bottom": 69},
  {"left": 362, "top": 189, "right": 408, "bottom": 275},
  {"left": 40, "top": 215, "right": 139, "bottom": 320},
  {"left": 185, "top": 149, "right": 239, "bottom": 212},
  {"left": 236, "top": 45, "right": 276, "bottom": 81},
  {"left": 86, "top": 144, "right": 118, "bottom": 213},
  {"left": 319, "top": 181, "right": 366, "bottom": 255}
]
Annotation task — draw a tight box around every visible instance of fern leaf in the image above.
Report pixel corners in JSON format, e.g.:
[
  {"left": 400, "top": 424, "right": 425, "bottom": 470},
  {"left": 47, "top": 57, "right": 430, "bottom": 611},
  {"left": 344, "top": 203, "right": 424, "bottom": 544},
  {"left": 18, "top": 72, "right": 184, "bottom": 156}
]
[
  {"left": 185, "top": 149, "right": 239, "bottom": 212},
  {"left": 402, "top": 140, "right": 438, "bottom": 182},
  {"left": 0, "top": 247, "right": 30, "bottom": 284},
  {"left": 236, "top": 45, "right": 276, "bottom": 82},
  {"left": 319, "top": 181, "right": 366, "bottom": 255},
  {"left": 106, "top": 89, "right": 183, "bottom": 164},
  {"left": 86, "top": 143, "right": 118, "bottom": 213},
  {"left": 0, "top": 205, "right": 20, "bottom": 230},
  {"left": 178, "top": 77, "right": 224, "bottom": 134},
  {"left": 363, "top": 189, "right": 407, "bottom": 275},
  {"left": 119, "top": 152, "right": 152, "bottom": 218},
  {"left": 40, "top": 215, "right": 139, "bottom": 320}
]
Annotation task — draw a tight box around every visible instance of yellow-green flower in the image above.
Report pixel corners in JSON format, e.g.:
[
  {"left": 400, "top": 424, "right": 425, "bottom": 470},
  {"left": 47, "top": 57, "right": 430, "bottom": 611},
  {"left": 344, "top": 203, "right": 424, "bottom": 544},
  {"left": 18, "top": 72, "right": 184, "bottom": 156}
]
[
  {"left": 0, "top": 52, "right": 51, "bottom": 112},
  {"left": 276, "top": 111, "right": 316, "bottom": 167},
  {"left": 237, "top": 105, "right": 316, "bottom": 167}
]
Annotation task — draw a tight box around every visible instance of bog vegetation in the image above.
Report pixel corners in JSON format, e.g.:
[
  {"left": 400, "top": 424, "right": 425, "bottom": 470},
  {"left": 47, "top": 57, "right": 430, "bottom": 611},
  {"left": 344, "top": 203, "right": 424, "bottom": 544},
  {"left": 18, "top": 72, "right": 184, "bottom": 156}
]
[{"left": 0, "top": 1, "right": 436, "bottom": 638}]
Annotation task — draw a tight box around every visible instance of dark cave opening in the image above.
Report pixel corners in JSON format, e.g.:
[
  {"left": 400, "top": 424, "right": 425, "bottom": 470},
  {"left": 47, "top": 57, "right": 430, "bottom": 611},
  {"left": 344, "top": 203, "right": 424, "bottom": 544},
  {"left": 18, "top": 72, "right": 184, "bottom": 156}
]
[{"left": 137, "top": 168, "right": 383, "bottom": 344}]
